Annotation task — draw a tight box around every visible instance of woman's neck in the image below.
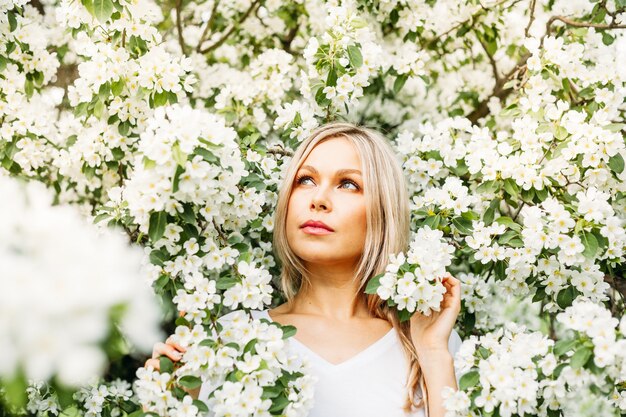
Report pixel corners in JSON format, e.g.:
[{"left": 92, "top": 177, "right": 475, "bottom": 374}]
[{"left": 288, "top": 265, "right": 370, "bottom": 320}]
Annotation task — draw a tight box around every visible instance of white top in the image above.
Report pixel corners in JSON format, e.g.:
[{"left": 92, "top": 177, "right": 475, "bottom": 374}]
[{"left": 199, "top": 309, "right": 463, "bottom": 417}]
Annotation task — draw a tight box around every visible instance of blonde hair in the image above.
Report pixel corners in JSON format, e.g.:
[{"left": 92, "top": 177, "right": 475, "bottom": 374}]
[{"left": 272, "top": 121, "right": 427, "bottom": 412}]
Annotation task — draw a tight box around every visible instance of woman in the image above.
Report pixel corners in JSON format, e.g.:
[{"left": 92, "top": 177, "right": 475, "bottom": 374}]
[{"left": 147, "top": 122, "right": 462, "bottom": 416}]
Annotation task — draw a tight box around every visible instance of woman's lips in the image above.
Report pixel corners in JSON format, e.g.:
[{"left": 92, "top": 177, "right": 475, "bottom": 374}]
[{"left": 301, "top": 226, "right": 334, "bottom": 235}]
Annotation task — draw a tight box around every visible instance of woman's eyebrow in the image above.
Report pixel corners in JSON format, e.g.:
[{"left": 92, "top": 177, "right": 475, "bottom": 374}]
[{"left": 300, "top": 165, "right": 362, "bottom": 176}]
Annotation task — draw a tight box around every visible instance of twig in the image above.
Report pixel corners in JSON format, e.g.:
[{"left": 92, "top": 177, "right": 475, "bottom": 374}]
[
  {"left": 266, "top": 146, "right": 293, "bottom": 157},
  {"left": 466, "top": 53, "right": 530, "bottom": 124},
  {"left": 547, "top": 15, "right": 626, "bottom": 31},
  {"left": 196, "top": 0, "right": 220, "bottom": 53},
  {"left": 175, "top": 0, "right": 187, "bottom": 56},
  {"left": 476, "top": 33, "right": 500, "bottom": 84},
  {"left": 198, "top": 0, "right": 261, "bottom": 54},
  {"left": 422, "top": 0, "right": 518, "bottom": 49},
  {"left": 280, "top": 23, "right": 300, "bottom": 54},
  {"left": 524, "top": 0, "right": 537, "bottom": 37}
]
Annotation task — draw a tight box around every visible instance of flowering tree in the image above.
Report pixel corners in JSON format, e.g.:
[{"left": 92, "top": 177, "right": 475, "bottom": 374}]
[{"left": 1, "top": 0, "right": 625, "bottom": 416}]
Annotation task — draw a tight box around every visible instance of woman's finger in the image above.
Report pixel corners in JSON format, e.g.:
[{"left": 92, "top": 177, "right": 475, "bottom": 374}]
[
  {"left": 165, "top": 336, "right": 187, "bottom": 353},
  {"left": 152, "top": 342, "right": 183, "bottom": 361},
  {"left": 144, "top": 358, "right": 161, "bottom": 370}
]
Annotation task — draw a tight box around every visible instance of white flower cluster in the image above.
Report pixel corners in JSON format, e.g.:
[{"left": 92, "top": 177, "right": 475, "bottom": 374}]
[
  {"left": 26, "top": 380, "right": 60, "bottom": 416},
  {"left": 374, "top": 225, "right": 454, "bottom": 316},
  {"left": 135, "top": 311, "right": 316, "bottom": 417},
  {"left": 192, "top": 49, "right": 299, "bottom": 137},
  {"left": 73, "top": 379, "right": 135, "bottom": 417},
  {"left": 25, "top": 378, "right": 136, "bottom": 417},
  {"left": 458, "top": 271, "right": 543, "bottom": 335},
  {"left": 447, "top": 301, "right": 626, "bottom": 417},
  {"left": 274, "top": 100, "right": 320, "bottom": 142},
  {"left": 557, "top": 300, "right": 624, "bottom": 369},
  {"left": 411, "top": 177, "right": 480, "bottom": 217},
  {"left": 448, "top": 323, "right": 555, "bottom": 417},
  {"left": 222, "top": 261, "right": 274, "bottom": 311},
  {"left": 122, "top": 104, "right": 254, "bottom": 232},
  {"left": 301, "top": 3, "right": 383, "bottom": 111},
  {"left": 0, "top": 176, "right": 162, "bottom": 387}
]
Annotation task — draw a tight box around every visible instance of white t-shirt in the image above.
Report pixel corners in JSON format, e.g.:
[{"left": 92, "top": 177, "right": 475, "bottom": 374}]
[{"left": 199, "top": 309, "right": 463, "bottom": 417}]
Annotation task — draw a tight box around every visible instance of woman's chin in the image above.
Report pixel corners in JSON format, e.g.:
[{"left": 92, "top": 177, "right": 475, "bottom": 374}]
[{"left": 297, "top": 251, "right": 360, "bottom": 266}]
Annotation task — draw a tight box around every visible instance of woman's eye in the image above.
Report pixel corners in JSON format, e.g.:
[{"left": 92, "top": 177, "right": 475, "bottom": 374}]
[
  {"left": 340, "top": 180, "right": 360, "bottom": 190},
  {"left": 296, "top": 175, "right": 314, "bottom": 185}
]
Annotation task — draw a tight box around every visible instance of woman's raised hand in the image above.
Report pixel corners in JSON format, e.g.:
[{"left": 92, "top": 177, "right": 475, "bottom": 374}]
[
  {"left": 144, "top": 335, "right": 187, "bottom": 371},
  {"left": 409, "top": 275, "right": 461, "bottom": 353}
]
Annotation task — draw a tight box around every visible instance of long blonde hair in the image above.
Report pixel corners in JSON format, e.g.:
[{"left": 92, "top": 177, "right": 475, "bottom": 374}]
[{"left": 272, "top": 121, "right": 426, "bottom": 412}]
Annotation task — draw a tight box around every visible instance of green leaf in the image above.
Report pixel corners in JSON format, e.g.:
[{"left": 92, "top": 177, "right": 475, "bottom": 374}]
[
  {"left": 556, "top": 287, "right": 576, "bottom": 309},
  {"left": 172, "top": 142, "right": 187, "bottom": 166},
  {"left": 554, "top": 339, "right": 578, "bottom": 356},
  {"left": 495, "top": 216, "right": 521, "bottom": 232},
  {"left": 554, "top": 125, "right": 568, "bottom": 140},
  {"left": 535, "top": 186, "right": 548, "bottom": 202},
  {"left": 93, "top": 213, "right": 110, "bottom": 224},
  {"left": 180, "top": 204, "right": 196, "bottom": 224},
  {"left": 459, "top": 370, "right": 479, "bottom": 390},
  {"left": 452, "top": 216, "right": 473, "bottom": 235},
  {"left": 570, "top": 346, "right": 592, "bottom": 369},
  {"left": 149, "top": 249, "right": 169, "bottom": 266},
  {"left": 326, "top": 67, "right": 337, "bottom": 86},
  {"left": 476, "top": 180, "right": 499, "bottom": 194},
  {"left": 346, "top": 45, "right": 363, "bottom": 68},
  {"left": 143, "top": 156, "right": 156, "bottom": 169},
  {"left": 111, "top": 78, "right": 124, "bottom": 95},
  {"left": 216, "top": 275, "right": 239, "bottom": 290},
  {"left": 154, "top": 274, "right": 169, "bottom": 292},
  {"left": 608, "top": 153, "right": 624, "bottom": 174},
  {"left": 193, "top": 400, "right": 208, "bottom": 413},
  {"left": 148, "top": 211, "right": 167, "bottom": 242},
  {"left": 602, "top": 32, "right": 615, "bottom": 46},
  {"left": 581, "top": 230, "right": 598, "bottom": 259},
  {"left": 159, "top": 356, "right": 174, "bottom": 374},
  {"left": 365, "top": 273, "right": 383, "bottom": 294},
  {"left": 393, "top": 74, "right": 408, "bottom": 94},
  {"left": 24, "top": 78, "right": 34, "bottom": 98},
  {"left": 314, "top": 86, "right": 331, "bottom": 107},
  {"left": 93, "top": 99, "right": 105, "bottom": 118},
  {"left": 497, "top": 229, "right": 518, "bottom": 245},
  {"left": 153, "top": 90, "right": 168, "bottom": 107},
  {"left": 93, "top": 0, "right": 114, "bottom": 22},
  {"left": 8, "top": 11, "right": 17, "bottom": 32},
  {"left": 194, "top": 147, "right": 218, "bottom": 163},
  {"left": 268, "top": 393, "right": 289, "bottom": 413},
  {"left": 281, "top": 325, "right": 297, "bottom": 339},
  {"left": 81, "top": 0, "right": 95, "bottom": 15},
  {"left": 483, "top": 206, "right": 495, "bottom": 225},
  {"left": 398, "top": 308, "right": 412, "bottom": 323},
  {"left": 422, "top": 214, "right": 441, "bottom": 229},
  {"left": 178, "top": 375, "right": 202, "bottom": 389},
  {"left": 503, "top": 178, "right": 519, "bottom": 198}
]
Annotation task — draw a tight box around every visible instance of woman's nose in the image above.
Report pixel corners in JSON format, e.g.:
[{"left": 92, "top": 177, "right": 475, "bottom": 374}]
[{"left": 310, "top": 184, "right": 331, "bottom": 211}]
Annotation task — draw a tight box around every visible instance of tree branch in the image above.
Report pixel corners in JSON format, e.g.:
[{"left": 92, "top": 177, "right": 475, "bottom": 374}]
[
  {"left": 546, "top": 15, "right": 626, "bottom": 31},
  {"left": 196, "top": 0, "right": 220, "bottom": 53},
  {"left": 198, "top": 0, "right": 261, "bottom": 55},
  {"left": 175, "top": 0, "right": 187, "bottom": 56},
  {"left": 524, "top": 0, "right": 537, "bottom": 37},
  {"left": 476, "top": 33, "right": 500, "bottom": 84},
  {"left": 466, "top": 53, "right": 530, "bottom": 124}
]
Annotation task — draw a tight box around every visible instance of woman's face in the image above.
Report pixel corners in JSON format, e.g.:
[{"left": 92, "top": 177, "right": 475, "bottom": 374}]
[{"left": 286, "top": 136, "right": 367, "bottom": 268}]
